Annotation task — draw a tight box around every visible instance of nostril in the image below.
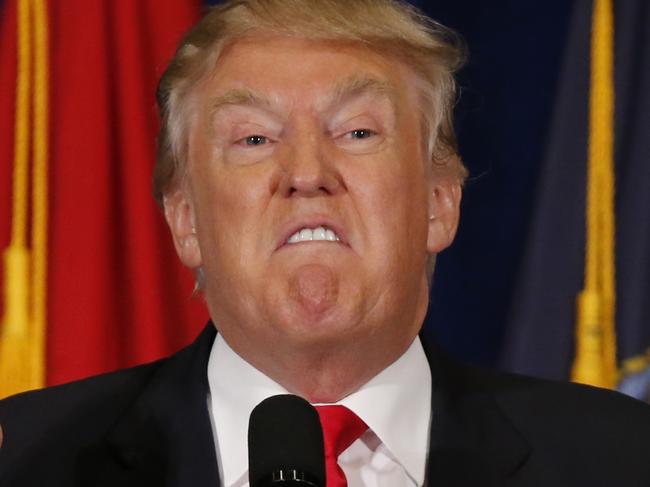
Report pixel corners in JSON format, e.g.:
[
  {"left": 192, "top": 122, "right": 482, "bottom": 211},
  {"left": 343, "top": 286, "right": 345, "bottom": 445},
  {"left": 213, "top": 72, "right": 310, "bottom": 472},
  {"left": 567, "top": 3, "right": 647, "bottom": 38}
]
[{"left": 288, "top": 185, "right": 331, "bottom": 197}]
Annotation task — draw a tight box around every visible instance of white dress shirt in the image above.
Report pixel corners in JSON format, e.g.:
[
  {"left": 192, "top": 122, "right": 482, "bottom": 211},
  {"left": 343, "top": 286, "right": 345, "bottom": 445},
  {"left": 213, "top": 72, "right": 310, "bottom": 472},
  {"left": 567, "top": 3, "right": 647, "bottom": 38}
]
[{"left": 206, "top": 334, "right": 432, "bottom": 486}]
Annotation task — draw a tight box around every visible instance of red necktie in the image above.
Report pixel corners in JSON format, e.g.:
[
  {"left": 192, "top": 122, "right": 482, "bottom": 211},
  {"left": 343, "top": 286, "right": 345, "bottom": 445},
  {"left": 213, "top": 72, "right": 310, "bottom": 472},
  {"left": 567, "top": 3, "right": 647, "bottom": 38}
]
[{"left": 315, "top": 405, "right": 368, "bottom": 487}]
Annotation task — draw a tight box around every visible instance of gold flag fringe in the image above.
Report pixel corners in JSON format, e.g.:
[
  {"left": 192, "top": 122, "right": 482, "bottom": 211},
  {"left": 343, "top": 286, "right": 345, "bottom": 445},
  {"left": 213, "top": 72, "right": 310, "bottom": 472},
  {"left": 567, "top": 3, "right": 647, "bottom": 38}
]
[
  {"left": 571, "top": 0, "right": 617, "bottom": 389},
  {"left": 0, "top": 0, "right": 49, "bottom": 399}
]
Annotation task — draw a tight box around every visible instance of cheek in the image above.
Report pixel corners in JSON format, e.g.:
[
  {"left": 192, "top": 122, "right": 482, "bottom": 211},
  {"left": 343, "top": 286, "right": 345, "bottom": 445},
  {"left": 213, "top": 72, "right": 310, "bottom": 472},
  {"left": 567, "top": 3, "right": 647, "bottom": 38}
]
[
  {"left": 347, "top": 164, "right": 428, "bottom": 275},
  {"left": 353, "top": 150, "right": 427, "bottom": 220},
  {"left": 190, "top": 163, "right": 275, "bottom": 263}
]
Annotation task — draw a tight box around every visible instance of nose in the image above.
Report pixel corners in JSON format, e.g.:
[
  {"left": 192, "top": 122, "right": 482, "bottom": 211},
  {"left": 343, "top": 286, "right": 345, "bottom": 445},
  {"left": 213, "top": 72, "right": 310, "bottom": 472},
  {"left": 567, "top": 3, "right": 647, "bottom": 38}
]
[{"left": 277, "top": 129, "right": 343, "bottom": 198}]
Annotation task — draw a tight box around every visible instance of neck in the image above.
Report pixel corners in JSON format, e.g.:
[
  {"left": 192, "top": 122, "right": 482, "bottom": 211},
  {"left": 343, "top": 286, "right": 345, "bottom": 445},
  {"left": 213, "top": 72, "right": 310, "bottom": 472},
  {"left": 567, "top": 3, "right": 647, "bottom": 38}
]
[{"left": 270, "top": 336, "right": 417, "bottom": 403}]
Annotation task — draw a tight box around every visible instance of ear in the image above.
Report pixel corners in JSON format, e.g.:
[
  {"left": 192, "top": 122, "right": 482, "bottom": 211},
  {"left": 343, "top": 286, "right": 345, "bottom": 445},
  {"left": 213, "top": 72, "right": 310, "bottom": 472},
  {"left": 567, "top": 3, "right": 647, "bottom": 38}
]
[
  {"left": 163, "top": 187, "right": 202, "bottom": 269},
  {"left": 426, "top": 176, "right": 462, "bottom": 254}
]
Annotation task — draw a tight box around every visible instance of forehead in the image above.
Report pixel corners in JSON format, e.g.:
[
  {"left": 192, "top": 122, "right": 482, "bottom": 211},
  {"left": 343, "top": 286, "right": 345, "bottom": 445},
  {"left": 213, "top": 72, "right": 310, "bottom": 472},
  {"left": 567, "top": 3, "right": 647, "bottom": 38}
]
[{"left": 195, "top": 35, "right": 418, "bottom": 108}]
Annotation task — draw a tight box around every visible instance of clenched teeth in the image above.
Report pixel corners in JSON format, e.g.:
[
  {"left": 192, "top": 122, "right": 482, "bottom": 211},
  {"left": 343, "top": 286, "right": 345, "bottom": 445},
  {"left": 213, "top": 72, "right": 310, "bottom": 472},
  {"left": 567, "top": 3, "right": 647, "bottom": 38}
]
[{"left": 287, "top": 226, "right": 340, "bottom": 244}]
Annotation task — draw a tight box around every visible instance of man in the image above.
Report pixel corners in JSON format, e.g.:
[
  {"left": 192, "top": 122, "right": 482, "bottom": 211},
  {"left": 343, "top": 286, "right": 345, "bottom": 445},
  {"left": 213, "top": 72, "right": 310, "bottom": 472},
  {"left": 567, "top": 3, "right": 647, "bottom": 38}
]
[{"left": 1, "top": 1, "right": 649, "bottom": 486}]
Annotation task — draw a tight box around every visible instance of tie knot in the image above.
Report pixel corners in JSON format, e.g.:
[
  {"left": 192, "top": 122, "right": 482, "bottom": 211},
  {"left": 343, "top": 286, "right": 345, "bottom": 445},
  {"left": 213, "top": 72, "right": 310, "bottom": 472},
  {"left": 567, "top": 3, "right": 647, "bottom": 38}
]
[{"left": 315, "top": 405, "right": 368, "bottom": 458}]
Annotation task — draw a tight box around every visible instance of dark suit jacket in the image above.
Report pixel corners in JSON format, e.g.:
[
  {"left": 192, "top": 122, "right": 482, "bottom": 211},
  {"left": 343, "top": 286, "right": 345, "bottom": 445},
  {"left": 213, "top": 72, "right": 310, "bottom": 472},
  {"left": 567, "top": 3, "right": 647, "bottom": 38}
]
[{"left": 1, "top": 324, "right": 649, "bottom": 486}]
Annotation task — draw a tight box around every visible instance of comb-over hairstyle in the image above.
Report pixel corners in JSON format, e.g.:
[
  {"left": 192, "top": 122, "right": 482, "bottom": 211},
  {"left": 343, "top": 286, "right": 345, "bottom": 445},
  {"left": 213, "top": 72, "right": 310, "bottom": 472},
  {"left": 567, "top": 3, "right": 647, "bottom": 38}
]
[{"left": 153, "top": 0, "right": 467, "bottom": 206}]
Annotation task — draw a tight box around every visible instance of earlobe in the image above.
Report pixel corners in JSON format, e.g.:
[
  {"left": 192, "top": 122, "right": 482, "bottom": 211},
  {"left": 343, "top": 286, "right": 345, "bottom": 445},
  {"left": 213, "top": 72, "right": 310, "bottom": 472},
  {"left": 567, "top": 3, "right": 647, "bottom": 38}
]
[
  {"left": 426, "top": 179, "right": 461, "bottom": 253},
  {"left": 163, "top": 189, "right": 203, "bottom": 268}
]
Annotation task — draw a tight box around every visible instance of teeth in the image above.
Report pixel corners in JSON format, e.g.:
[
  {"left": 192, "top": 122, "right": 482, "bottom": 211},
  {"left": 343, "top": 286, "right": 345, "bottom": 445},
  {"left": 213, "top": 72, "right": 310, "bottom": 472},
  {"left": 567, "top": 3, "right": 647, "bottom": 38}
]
[
  {"left": 286, "top": 226, "right": 341, "bottom": 244},
  {"left": 313, "top": 227, "right": 326, "bottom": 240},
  {"left": 299, "top": 228, "right": 313, "bottom": 241}
]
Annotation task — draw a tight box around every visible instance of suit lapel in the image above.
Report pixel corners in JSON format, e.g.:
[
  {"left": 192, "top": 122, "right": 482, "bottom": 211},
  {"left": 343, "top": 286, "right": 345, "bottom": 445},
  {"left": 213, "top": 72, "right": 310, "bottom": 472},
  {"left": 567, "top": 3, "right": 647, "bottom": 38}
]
[
  {"left": 76, "top": 325, "right": 221, "bottom": 487},
  {"left": 421, "top": 334, "right": 530, "bottom": 486}
]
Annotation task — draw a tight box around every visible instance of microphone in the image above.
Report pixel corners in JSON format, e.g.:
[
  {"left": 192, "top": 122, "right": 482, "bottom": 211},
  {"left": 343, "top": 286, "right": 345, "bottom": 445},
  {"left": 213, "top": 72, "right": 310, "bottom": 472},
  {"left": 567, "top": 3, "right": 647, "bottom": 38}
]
[{"left": 248, "top": 394, "right": 326, "bottom": 487}]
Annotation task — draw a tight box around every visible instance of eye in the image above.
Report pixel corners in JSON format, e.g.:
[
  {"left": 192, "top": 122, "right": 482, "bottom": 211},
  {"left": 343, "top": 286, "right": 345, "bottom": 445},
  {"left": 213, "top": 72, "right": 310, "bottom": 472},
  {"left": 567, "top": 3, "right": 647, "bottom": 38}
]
[
  {"left": 241, "top": 135, "right": 268, "bottom": 146},
  {"left": 334, "top": 125, "right": 384, "bottom": 153},
  {"left": 347, "top": 129, "right": 376, "bottom": 139}
]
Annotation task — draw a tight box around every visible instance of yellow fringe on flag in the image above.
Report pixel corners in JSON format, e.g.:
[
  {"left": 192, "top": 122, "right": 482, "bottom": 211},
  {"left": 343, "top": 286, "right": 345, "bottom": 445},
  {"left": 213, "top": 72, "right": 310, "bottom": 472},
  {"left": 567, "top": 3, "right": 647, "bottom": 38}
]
[
  {"left": 571, "top": 0, "right": 617, "bottom": 389},
  {"left": 0, "top": 0, "right": 49, "bottom": 399}
]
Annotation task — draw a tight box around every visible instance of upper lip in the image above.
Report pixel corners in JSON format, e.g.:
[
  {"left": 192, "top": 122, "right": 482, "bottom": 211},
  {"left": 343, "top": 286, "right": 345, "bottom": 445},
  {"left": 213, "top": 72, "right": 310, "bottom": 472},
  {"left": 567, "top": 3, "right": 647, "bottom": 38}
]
[{"left": 276, "top": 215, "right": 348, "bottom": 250}]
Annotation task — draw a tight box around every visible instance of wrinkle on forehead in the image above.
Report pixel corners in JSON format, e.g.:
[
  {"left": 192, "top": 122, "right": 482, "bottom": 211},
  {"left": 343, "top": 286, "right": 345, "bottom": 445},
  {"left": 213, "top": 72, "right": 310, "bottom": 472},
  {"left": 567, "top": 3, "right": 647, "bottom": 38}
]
[{"left": 208, "top": 75, "right": 399, "bottom": 120}]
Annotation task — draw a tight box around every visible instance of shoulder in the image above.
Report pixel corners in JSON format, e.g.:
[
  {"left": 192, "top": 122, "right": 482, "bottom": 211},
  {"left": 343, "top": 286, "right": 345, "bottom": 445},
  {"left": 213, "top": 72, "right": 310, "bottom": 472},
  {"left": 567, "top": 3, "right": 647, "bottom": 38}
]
[
  {"left": 475, "top": 365, "right": 650, "bottom": 436},
  {"left": 427, "top": 341, "right": 650, "bottom": 441},
  {"left": 467, "top": 363, "right": 650, "bottom": 480},
  {"left": 0, "top": 359, "right": 164, "bottom": 477},
  {"left": 424, "top": 337, "right": 650, "bottom": 483},
  {"left": 0, "top": 357, "right": 163, "bottom": 427},
  {"left": 0, "top": 324, "right": 216, "bottom": 485}
]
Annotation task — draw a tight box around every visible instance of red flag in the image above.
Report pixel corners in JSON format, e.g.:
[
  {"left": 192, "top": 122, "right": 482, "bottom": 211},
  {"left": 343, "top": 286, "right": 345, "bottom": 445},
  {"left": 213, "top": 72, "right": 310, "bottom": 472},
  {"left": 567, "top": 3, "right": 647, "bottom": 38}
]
[{"left": 1, "top": 0, "right": 209, "bottom": 389}]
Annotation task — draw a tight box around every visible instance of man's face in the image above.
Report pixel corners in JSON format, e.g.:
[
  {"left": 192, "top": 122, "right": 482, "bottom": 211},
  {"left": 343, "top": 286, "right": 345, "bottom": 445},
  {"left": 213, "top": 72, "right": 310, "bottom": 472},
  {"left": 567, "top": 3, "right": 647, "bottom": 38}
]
[{"left": 165, "top": 36, "right": 459, "bottom": 391}]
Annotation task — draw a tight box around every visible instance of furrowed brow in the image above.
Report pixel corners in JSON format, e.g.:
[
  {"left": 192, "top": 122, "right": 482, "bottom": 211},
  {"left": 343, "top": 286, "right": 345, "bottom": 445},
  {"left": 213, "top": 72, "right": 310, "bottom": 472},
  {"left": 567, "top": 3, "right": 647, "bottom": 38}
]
[
  {"left": 209, "top": 89, "right": 272, "bottom": 118},
  {"left": 329, "top": 76, "right": 396, "bottom": 108}
]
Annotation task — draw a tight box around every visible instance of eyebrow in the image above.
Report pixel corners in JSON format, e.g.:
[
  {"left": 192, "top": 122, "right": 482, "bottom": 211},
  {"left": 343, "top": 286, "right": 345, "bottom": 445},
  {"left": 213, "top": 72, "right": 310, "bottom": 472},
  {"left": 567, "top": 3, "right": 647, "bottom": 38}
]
[
  {"left": 208, "top": 76, "right": 397, "bottom": 118},
  {"left": 209, "top": 89, "right": 273, "bottom": 118},
  {"left": 329, "top": 76, "right": 396, "bottom": 108}
]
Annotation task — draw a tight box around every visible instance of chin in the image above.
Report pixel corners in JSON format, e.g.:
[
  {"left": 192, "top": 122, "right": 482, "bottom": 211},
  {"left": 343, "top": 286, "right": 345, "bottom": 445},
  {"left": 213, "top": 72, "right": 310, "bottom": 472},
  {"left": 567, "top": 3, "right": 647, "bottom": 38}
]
[{"left": 272, "top": 303, "right": 360, "bottom": 343}]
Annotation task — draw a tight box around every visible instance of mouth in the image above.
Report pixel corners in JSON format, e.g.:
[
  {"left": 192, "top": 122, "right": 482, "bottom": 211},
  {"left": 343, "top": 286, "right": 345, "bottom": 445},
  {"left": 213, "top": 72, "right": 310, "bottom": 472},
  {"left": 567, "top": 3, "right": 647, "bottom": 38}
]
[
  {"left": 277, "top": 219, "right": 348, "bottom": 250},
  {"left": 286, "top": 225, "right": 341, "bottom": 244}
]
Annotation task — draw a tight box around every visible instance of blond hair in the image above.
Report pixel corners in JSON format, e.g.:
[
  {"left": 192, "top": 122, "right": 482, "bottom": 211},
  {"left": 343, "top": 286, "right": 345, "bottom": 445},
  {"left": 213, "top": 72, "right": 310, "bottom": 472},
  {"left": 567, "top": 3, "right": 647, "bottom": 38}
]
[{"left": 153, "top": 0, "right": 467, "bottom": 205}]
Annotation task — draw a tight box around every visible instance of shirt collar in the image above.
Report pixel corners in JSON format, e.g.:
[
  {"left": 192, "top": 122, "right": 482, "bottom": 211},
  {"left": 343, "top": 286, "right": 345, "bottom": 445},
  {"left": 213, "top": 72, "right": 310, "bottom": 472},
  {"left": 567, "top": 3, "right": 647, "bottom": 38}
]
[
  {"left": 337, "top": 338, "right": 432, "bottom": 485},
  {"left": 207, "top": 334, "right": 431, "bottom": 486}
]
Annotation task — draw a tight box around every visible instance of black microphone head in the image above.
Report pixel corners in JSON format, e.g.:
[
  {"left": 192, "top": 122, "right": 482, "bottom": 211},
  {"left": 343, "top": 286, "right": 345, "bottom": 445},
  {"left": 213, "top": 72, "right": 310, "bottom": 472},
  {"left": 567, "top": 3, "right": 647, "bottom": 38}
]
[{"left": 248, "top": 394, "right": 325, "bottom": 487}]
